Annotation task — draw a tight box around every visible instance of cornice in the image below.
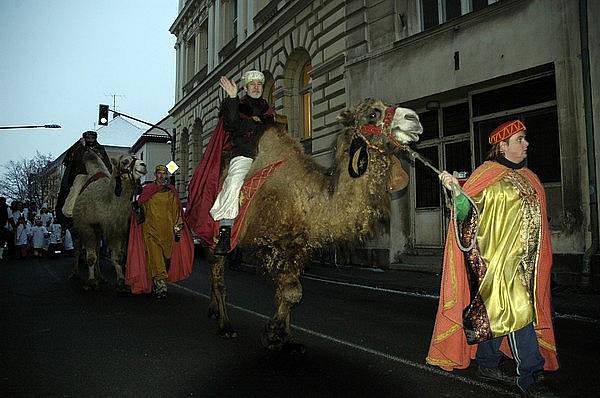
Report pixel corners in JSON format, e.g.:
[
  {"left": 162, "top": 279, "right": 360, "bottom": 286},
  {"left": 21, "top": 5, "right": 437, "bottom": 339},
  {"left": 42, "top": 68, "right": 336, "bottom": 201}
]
[{"left": 170, "top": 0, "right": 309, "bottom": 115}]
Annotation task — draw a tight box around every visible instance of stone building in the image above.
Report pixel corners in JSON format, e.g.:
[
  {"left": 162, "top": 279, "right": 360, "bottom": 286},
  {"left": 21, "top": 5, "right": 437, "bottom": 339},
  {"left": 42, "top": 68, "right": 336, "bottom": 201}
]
[{"left": 169, "top": 0, "right": 599, "bottom": 286}]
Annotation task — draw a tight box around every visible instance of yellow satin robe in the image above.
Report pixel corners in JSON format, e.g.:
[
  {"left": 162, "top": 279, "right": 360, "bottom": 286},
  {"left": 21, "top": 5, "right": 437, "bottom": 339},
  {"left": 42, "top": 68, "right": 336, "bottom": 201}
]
[{"left": 472, "top": 169, "right": 541, "bottom": 337}]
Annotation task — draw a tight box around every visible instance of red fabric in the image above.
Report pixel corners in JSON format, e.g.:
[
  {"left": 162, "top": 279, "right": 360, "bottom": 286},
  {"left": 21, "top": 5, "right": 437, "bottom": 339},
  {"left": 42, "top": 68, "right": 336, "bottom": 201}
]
[
  {"left": 125, "top": 183, "right": 194, "bottom": 295},
  {"left": 426, "top": 161, "right": 558, "bottom": 371},
  {"left": 227, "top": 160, "right": 284, "bottom": 251},
  {"left": 185, "top": 119, "right": 229, "bottom": 247}
]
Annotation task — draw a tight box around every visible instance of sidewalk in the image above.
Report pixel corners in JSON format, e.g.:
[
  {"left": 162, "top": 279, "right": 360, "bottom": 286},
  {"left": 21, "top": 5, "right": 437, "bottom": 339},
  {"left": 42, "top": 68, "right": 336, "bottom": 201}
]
[{"left": 300, "top": 261, "right": 600, "bottom": 321}]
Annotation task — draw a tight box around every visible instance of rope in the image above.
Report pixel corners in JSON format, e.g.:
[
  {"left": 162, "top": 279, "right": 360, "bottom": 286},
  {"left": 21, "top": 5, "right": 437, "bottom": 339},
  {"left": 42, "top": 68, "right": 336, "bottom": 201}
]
[{"left": 401, "top": 146, "right": 479, "bottom": 252}]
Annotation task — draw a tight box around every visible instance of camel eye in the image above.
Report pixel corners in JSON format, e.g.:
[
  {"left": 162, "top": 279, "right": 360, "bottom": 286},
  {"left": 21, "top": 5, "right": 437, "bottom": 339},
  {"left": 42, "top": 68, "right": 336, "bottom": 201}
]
[
  {"left": 123, "top": 159, "right": 130, "bottom": 165},
  {"left": 368, "top": 109, "right": 381, "bottom": 121}
]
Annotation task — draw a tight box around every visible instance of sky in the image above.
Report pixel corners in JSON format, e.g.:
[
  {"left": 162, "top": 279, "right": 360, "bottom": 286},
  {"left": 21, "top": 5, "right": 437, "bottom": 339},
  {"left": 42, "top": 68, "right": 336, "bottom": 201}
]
[{"left": 0, "top": 0, "right": 177, "bottom": 165}]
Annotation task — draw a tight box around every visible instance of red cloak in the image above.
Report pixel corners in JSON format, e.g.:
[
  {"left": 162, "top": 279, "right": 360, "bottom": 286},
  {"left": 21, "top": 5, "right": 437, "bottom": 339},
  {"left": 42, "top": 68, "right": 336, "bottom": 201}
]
[
  {"left": 125, "top": 182, "right": 194, "bottom": 294},
  {"left": 426, "top": 161, "right": 558, "bottom": 371}
]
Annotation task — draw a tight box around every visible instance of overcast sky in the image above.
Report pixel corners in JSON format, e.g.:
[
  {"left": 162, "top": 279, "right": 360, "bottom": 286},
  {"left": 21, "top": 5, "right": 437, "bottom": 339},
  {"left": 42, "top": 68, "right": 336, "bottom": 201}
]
[{"left": 0, "top": 0, "right": 177, "bottom": 164}]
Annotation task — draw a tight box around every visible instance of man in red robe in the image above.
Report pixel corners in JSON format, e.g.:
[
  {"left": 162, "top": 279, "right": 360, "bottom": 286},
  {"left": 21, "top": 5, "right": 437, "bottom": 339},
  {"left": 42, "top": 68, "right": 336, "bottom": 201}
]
[
  {"left": 427, "top": 120, "right": 558, "bottom": 397},
  {"left": 126, "top": 165, "right": 194, "bottom": 298}
]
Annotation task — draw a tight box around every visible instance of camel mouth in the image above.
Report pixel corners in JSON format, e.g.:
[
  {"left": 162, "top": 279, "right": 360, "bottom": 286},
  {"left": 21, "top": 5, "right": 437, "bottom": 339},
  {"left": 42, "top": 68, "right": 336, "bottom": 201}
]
[{"left": 391, "top": 126, "right": 423, "bottom": 143}]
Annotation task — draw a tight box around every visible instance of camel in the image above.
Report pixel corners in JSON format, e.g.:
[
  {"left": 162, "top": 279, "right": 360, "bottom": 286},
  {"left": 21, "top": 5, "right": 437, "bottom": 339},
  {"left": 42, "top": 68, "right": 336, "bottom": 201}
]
[
  {"left": 206, "top": 98, "right": 423, "bottom": 350},
  {"left": 70, "top": 151, "right": 147, "bottom": 290}
]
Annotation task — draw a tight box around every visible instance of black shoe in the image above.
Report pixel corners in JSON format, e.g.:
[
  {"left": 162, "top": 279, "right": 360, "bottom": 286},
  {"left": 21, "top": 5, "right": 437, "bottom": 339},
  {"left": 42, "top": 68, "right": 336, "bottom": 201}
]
[
  {"left": 214, "top": 226, "right": 231, "bottom": 256},
  {"left": 478, "top": 366, "right": 515, "bottom": 384},
  {"left": 520, "top": 373, "right": 558, "bottom": 398}
]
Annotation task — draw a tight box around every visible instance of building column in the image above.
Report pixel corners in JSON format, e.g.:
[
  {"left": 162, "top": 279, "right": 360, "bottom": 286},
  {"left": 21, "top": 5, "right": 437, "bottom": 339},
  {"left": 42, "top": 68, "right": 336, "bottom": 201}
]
[
  {"left": 237, "top": 0, "right": 245, "bottom": 45},
  {"left": 208, "top": 1, "right": 216, "bottom": 71},
  {"left": 214, "top": 0, "right": 221, "bottom": 65},
  {"left": 174, "top": 42, "right": 181, "bottom": 102},
  {"left": 246, "top": 0, "right": 255, "bottom": 37}
]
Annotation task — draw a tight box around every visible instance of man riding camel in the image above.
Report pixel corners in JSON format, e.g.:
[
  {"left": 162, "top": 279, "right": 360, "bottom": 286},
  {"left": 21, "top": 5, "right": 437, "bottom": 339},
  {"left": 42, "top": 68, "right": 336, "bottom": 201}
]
[
  {"left": 56, "top": 130, "right": 112, "bottom": 227},
  {"left": 185, "top": 70, "right": 276, "bottom": 255}
]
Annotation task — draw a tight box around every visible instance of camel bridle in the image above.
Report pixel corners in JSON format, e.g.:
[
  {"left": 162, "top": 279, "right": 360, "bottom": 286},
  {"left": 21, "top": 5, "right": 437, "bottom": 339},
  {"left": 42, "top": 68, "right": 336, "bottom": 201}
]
[{"left": 357, "top": 106, "right": 407, "bottom": 153}]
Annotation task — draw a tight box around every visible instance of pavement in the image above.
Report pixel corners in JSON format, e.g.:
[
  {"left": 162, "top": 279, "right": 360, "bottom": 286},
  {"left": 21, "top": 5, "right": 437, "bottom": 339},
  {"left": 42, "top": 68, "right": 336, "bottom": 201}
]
[{"left": 295, "top": 259, "right": 600, "bottom": 322}]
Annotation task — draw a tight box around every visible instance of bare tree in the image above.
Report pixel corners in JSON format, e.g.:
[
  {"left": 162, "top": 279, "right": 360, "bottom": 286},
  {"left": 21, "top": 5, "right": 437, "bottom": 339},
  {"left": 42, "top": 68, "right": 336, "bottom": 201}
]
[{"left": 0, "top": 152, "right": 54, "bottom": 205}]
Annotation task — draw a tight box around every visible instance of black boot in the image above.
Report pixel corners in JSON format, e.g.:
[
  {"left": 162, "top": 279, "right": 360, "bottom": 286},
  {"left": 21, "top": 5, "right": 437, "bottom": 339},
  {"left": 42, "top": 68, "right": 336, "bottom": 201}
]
[{"left": 214, "top": 226, "right": 231, "bottom": 256}]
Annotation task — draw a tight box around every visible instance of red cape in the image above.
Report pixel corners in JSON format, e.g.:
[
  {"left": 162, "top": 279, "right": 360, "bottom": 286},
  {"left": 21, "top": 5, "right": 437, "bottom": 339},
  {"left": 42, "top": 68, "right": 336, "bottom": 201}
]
[
  {"left": 426, "top": 161, "right": 558, "bottom": 371},
  {"left": 125, "top": 182, "right": 194, "bottom": 294},
  {"left": 185, "top": 119, "right": 228, "bottom": 248}
]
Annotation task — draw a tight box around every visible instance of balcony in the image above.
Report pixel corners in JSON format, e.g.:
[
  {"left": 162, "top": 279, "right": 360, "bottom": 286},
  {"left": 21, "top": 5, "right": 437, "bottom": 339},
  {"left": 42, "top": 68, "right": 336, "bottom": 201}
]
[
  {"left": 182, "top": 64, "right": 208, "bottom": 97},
  {"left": 253, "top": 1, "right": 278, "bottom": 28},
  {"left": 218, "top": 35, "right": 237, "bottom": 62}
]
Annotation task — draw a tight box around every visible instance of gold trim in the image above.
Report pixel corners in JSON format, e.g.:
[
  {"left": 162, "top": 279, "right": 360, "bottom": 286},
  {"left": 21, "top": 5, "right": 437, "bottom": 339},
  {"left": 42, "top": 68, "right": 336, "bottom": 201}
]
[
  {"left": 433, "top": 324, "right": 461, "bottom": 343},
  {"left": 537, "top": 337, "right": 556, "bottom": 352},
  {"left": 426, "top": 356, "right": 459, "bottom": 367},
  {"left": 444, "top": 231, "right": 457, "bottom": 310}
]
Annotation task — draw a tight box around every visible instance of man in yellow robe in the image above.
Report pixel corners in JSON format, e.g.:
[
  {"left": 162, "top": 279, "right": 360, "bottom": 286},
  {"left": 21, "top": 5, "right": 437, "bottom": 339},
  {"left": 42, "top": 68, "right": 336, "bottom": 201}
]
[
  {"left": 428, "top": 120, "right": 558, "bottom": 398},
  {"left": 134, "top": 165, "right": 186, "bottom": 298}
]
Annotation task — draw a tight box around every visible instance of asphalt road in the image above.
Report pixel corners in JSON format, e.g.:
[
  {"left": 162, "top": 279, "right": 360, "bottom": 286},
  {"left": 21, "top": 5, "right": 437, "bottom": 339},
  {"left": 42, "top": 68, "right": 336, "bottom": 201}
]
[{"left": 1, "top": 255, "right": 598, "bottom": 397}]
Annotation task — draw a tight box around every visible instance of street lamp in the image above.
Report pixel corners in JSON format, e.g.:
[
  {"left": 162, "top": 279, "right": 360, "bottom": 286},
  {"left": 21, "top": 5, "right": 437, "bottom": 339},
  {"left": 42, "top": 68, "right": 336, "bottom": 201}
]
[{"left": 0, "top": 124, "right": 62, "bottom": 130}]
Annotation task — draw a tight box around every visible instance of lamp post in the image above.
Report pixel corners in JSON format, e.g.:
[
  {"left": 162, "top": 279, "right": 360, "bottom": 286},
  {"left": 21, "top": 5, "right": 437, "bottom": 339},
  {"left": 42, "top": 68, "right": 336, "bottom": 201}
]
[{"left": 0, "top": 124, "right": 61, "bottom": 130}]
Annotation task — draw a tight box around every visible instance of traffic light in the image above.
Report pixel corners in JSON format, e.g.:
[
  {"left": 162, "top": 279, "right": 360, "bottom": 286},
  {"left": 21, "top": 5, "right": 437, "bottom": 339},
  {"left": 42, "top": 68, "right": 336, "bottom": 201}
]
[{"left": 98, "top": 104, "right": 109, "bottom": 126}]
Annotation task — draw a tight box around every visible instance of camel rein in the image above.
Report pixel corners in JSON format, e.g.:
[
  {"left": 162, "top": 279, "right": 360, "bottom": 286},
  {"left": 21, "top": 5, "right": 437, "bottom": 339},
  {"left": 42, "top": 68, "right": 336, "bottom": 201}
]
[
  {"left": 354, "top": 110, "right": 479, "bottom": 252},
  {"left": 401, "top": 146, "right": 479, "bottom": 252}
]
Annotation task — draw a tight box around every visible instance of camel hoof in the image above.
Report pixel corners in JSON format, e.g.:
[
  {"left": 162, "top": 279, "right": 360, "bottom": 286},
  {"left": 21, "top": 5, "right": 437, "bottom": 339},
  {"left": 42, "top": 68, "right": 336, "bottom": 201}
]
[
  {"left": 207, "top": 306, "right": 219, "bottom": 320},
  {"left": 218, "top": 323, "right": 238, "bottom": 339},
  {"left": 261, "top": 320, "right": 287, "bottom": 350},
  {"left": 82, "top": 279, "right": 100, "bottom": 291},
  {"left": 282, "top": 341, "right": 306, "bottom": 355},
  {"left": 69, "top": 273, "right": 81, "bottom": 281},
  {"left": 116, "top": 280, "right": 129, "bottom": 293}
]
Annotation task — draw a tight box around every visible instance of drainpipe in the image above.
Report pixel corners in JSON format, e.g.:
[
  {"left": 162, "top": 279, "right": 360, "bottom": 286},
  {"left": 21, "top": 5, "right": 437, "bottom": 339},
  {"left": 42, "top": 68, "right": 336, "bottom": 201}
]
[{"left": 579, "top": 0, "right": 598, "bottom": 285}]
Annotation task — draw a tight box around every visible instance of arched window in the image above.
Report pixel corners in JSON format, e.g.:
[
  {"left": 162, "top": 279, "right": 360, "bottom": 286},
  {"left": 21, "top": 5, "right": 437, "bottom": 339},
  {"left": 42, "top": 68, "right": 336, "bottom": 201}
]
[
  {"left": 262, "top": 70, "right": 275, "bottom": 107},
  {"left": 282, "top": 49, "right": 312, "bottom": 141},
  {"left": 300, "top": 62, "right": 312, "bottom": 139}
]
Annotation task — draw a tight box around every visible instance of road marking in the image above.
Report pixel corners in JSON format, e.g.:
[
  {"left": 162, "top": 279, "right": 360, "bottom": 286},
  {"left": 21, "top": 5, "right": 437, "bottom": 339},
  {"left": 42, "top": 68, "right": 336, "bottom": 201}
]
[
  {"left": 303, "top": 274, "right": 439, "bottom": 299},
  {"left": 303, "top": 274, "right": 600, "bottom": 325},
  {"left": 172, "top": 283, "right": 517, "bottom": 396}
]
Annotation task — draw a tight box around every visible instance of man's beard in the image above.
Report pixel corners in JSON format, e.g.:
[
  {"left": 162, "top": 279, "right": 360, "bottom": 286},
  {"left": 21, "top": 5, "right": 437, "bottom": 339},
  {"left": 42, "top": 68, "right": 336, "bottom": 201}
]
[
  {"left": 156, "top": 177, "right": 166, "bottom": 184},
  {"left": 248, "top": 90, "right": 263, "bottom": 99}
]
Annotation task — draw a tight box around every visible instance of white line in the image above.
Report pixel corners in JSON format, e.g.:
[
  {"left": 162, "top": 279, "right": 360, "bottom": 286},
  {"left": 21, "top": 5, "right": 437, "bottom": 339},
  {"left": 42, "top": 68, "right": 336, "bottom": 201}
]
[
  {"left": 303, "top": 274, "right": 600, "bottom": 324},
  {"left": 303, "top": 274, "right": 440, "bottom": 300},
  {"left": 172, "top": 283, "right": 516, "bottom": 396}
]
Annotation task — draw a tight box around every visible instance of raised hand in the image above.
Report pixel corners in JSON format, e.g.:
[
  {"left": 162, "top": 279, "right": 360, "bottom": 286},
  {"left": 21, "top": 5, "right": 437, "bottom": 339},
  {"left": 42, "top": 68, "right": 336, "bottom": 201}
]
[{"left": 219, "top": 76, "right": 238, "bottom": 98}]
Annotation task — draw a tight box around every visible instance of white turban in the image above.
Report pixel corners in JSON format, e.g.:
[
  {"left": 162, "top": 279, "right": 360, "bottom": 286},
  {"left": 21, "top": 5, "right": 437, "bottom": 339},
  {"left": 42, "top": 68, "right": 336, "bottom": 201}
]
[{"left": 242, "top": 70, "right": 265, "bottom": 87}]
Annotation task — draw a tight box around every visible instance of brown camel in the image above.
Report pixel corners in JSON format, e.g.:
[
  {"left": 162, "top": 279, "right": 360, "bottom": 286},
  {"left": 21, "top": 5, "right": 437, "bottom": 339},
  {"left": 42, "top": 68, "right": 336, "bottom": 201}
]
[
  {"left": 207, "top": 98, "right": 423, "bottom": 350},
  {"left": 71, "top": 151, "right": 147, "bottom": 290}
]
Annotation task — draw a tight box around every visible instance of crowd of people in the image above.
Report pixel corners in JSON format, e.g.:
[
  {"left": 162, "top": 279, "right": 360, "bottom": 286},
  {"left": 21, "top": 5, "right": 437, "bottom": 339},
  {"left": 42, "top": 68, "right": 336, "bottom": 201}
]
[{"left": 0, "top": 198, "right": 74, "bottom": 261}]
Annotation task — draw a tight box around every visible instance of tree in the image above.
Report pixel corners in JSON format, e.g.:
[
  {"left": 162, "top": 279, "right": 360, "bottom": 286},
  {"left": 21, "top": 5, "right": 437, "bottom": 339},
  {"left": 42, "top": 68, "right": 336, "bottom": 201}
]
[{"left": 0, "top": 152, "right": 54, "bottom": 205}]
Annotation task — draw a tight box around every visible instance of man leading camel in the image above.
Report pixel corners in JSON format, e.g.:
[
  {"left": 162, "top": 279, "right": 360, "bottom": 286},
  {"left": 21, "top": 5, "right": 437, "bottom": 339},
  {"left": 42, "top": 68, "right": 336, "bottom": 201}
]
[
  {"left": 427, "top": 120, "right": 558, "bottom": 397},
  {"left": 210, "top": 71, "right": 275, "bottom": 255}
]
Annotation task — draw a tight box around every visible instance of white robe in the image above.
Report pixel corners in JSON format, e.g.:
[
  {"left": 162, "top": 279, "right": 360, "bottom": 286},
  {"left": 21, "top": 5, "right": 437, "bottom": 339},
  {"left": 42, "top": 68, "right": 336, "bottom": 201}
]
[
  {"left": 15, "top": 223, "right": 31, "bottom": 246},
  {"left": 49, "top": 224, "right": 62, "bottom": 244},
  {"left": 31, "top": 226, "right": 48, "bottom": 249},
  {"left": 63, "top": 229, "right": 74, "bottom": 251}
]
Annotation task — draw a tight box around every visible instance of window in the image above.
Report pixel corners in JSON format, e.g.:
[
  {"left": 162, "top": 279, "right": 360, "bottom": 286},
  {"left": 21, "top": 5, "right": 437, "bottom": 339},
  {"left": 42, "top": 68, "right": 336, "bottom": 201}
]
[
  {"left": 420, "top": 0, "right": 497, "bottom": 30},
  {"left": 300, "top": 62, "right": 312, "bottom": 139},
  {"left": 186, "top": 36, "right": 196, "bottom": 81},
  {"left": 418, "top": 110, "right": 439, "bottom": 141},
  {"left": 199, "top": 22, "right": 208, "bottom": 70},
  {"left": 472, "top": 74, "right": 561, "bottom": 183},
  {"left": 415, "top": 146, "right": 440, "bottom": 208},
  {"left": 262, "top": 71, "right": 275, "bottom": 107},
  {"left": 442, "top": 102, "right": 469, "bottom": 137},
  {"left": 221, "top": 0, "right": 237, "bottom": 45}
]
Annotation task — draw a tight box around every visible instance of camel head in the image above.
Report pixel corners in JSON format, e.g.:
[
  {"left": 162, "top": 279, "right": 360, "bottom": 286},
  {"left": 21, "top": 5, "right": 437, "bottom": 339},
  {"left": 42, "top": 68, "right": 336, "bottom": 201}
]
[
  {"left": 337, "top": 98, "right": 423, "bottom": 149},
  {"left": 113, "top": 153, "right": 147, "bottom": 180}
]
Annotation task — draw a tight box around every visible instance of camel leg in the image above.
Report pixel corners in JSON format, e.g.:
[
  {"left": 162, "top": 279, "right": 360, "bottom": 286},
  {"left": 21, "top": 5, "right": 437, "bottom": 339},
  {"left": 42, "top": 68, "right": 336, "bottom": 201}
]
[
  {"left": 108, "top": 240, "right": 127, "bottom": 291},
  {"left": 70, "top": 238, "right": 82, "bottom": 280},
  {"left": 83, "top": 246, "right": 100, "bottom": 291},
  {"left": 262, "top": 269, "right": 304, "bottom": 352},
  {"left": 207, "top": 252, "right": 237, "bottom": 338}
]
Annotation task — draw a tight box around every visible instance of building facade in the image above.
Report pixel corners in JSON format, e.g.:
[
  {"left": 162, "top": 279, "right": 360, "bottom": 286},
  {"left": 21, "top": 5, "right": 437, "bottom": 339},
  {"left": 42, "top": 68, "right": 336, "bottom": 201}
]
[
  {"left": 131, "top": 115, "right": 174, "bottom": 184},
  {"left": 169, "top": 0, "right": 599, "bottom": 286}
]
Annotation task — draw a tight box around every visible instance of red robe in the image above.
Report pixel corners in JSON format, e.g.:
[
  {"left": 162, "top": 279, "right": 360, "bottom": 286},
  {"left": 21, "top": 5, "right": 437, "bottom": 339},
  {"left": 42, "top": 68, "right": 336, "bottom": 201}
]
[
  {"left": 426, "top": 161, "right": 558, "bottom": 371},
  {"left": 125, "top": 182, "right": 194, "bottom": 294}
]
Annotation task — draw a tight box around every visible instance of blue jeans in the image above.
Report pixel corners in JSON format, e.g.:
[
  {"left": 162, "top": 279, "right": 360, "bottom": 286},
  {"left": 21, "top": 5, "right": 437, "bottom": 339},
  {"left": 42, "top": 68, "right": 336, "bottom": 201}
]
[{"left": 476, "top": 323, "right": 545, "bottom": 390}]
